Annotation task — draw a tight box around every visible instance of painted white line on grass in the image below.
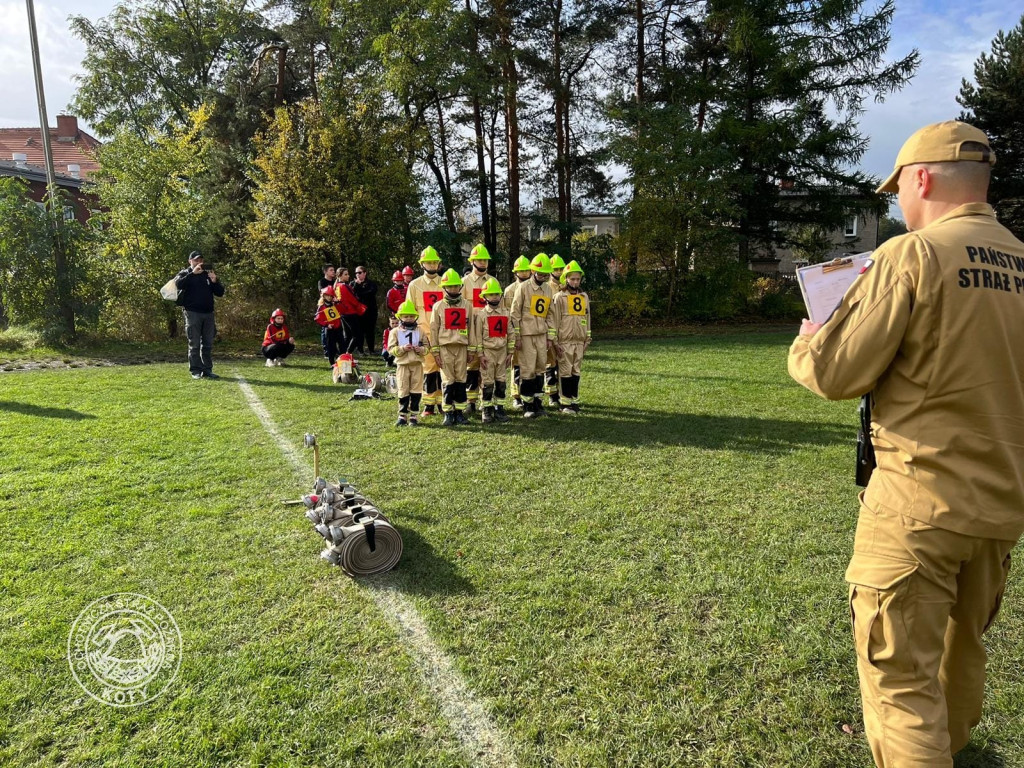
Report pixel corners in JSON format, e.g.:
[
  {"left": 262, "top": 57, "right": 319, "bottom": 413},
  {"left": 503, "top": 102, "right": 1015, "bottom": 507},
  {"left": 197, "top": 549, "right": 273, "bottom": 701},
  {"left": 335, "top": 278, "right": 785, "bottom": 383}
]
[{"left": 235, "top": 374, "right": 517, "bottom": 768}]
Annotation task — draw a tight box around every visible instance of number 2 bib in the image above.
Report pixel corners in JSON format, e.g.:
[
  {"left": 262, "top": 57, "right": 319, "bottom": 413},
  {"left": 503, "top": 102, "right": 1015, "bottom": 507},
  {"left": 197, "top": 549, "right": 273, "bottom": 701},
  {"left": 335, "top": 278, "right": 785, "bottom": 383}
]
[{"left": 444, "top": 307, "right": 468, "bottom": 332}]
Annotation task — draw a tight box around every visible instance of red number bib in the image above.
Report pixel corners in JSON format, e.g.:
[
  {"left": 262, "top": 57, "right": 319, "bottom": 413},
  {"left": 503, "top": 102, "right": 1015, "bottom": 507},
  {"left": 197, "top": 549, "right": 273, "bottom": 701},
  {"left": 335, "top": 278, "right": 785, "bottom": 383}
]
[
  {"left": 423, "top": 290, "right": 443, "bottom": 312},
  {"left": 487, "top": 315, "right": 507, "bottom": 338},
  {"left": 444, "top": 307, "right": 468, "bottom": 331},
  {"left": 472, "top": 288, "right": 485, "bottom": 309}
]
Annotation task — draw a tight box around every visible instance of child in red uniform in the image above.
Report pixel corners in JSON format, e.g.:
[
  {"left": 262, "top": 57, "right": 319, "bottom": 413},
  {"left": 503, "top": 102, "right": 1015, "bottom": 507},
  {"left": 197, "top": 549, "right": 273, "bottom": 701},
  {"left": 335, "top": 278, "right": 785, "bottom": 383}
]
[
  {"left": 314, "top": 286, "right": 345, "bottom": 366},
  {"left": 386, "top": 270, "right": 407, "bottom": 317},
  {"left": 262, "top": 308, "right": 295, "bottom": 366}
]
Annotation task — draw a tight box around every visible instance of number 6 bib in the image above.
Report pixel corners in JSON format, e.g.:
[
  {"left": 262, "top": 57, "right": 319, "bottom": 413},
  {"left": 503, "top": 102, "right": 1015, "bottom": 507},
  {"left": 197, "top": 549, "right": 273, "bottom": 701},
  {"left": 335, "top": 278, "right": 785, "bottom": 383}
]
[{"left": 529, "top": 295, "right": 549, "bottom": 318}]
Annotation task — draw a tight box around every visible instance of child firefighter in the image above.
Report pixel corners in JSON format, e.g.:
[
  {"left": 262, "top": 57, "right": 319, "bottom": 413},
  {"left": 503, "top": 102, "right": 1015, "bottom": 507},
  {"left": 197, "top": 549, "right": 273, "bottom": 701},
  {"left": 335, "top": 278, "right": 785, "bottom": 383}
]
[
  {"left": 504, "top": 255, "right": 533, "bottom": 409},
  {"left": 471, "top": 278, "right": 515, "bottom": 423},
  {"left": 430, "top": 268, "right": 473, "bottom": 426},
  {"left": 406, "top": 247, "right": 445, "bottom": 416},
  {"left": 545, "top": 254, "right": 567, "bottom": 407},
  {"left": 510, "top": 253, "right": 557, "bottom": 418},
  {"left": 550, "top": 260, "right": 592, "bottom": 414},
  {"left": 388, "top": 300, "right": 428, "bottom": 426},
  {"left": 462, "top": 243, "right": 496, "bottom": 413}
]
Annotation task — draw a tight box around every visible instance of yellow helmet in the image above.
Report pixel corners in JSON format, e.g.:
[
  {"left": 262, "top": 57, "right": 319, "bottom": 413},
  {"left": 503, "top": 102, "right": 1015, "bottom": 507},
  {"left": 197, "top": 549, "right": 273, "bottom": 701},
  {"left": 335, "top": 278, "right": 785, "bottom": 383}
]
[
  {"left": 396, "top": 299, "right": 418, "bottom": 317},
  {"left": 550, "top": 254, "right": 566, "bottom": 271},
  {"left": 481, "top": 277, "right": 502, "bottom": 296},
  {"left": 440, "top": 268, "right": 463, "bottom": 288},
  {"left": 530, "top": 253, "right": 552, "bottom": 274},
  {"left": 469, "top": 243, "right": 491, "bottom": 261},
  {"left": 419, "top": 246, "right": 441, "bottom": 264},
  {"left": 563, "top": 259, "right": 584, "bottom": 277},
  {"left": 512, "top": 255, "right": 531, "bottom": 272}
]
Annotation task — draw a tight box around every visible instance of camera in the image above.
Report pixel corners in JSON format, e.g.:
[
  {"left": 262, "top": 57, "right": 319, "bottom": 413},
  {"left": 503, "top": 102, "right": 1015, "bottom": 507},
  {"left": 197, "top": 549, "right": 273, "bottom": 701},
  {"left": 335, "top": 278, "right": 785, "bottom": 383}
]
[{"left": 201, "top": 263, "right": 214, "bottom": 272}]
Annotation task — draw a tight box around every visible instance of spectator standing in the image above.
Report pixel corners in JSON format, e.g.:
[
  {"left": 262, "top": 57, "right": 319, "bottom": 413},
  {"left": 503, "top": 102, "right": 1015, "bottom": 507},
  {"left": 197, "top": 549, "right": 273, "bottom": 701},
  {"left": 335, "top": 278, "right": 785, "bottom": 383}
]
[
  {"left": 333, "top": 268, "right": 365, "bottom": 354},
  {"left": 174, "top": 250, "right": 225, "bottom": 379},
  {"left": 351, "top": 265, "right": 378, "bottom": 354}
]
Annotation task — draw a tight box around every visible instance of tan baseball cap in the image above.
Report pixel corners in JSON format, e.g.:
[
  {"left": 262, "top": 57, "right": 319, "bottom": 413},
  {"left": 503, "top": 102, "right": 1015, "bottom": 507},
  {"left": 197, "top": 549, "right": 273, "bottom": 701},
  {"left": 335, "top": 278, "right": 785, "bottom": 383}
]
[{"left": 876, "top": 121, "right": 995, "bottom": 194}]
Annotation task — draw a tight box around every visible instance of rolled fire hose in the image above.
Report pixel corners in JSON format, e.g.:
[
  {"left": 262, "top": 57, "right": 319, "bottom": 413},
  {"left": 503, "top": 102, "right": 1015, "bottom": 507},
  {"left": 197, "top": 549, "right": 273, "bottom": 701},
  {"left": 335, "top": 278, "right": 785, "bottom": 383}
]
[
  {"left": 296, "top": 434, "right": 402, "bottom": 576},
  {"left": 324, "top": 519, "right": 403, "bottom": 577}
]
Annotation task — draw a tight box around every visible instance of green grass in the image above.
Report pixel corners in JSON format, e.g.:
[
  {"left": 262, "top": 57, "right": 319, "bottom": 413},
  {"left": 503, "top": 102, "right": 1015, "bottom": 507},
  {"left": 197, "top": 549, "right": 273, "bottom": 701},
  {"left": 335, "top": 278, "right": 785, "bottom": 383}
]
[{"left": 1, "top": 331, "right": 1020, "bottom": 767}]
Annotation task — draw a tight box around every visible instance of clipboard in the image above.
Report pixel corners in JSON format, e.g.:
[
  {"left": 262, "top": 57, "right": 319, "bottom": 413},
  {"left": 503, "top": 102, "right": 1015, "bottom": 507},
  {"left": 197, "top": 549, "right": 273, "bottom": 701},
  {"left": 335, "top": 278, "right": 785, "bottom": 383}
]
[{"left": 796, "top": 252, "right": 874, "bottom": 324}]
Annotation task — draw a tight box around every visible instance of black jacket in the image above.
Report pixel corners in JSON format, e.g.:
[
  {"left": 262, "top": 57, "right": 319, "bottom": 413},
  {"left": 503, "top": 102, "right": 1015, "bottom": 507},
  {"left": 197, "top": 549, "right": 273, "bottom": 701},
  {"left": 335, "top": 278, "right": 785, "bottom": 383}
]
[
  {"left": 351, "top": 278, "right": 378, "bottom": 313},
  {"left": 175, "top": 267, "right": 225, "bottom": 313}
]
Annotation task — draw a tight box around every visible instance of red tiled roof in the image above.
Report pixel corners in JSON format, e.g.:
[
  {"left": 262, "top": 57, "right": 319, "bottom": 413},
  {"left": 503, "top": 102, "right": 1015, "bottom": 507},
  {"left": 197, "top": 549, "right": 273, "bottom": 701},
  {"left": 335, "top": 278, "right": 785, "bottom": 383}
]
[{"left": 0, "top": 116, "right": 101, "bottom": 180}]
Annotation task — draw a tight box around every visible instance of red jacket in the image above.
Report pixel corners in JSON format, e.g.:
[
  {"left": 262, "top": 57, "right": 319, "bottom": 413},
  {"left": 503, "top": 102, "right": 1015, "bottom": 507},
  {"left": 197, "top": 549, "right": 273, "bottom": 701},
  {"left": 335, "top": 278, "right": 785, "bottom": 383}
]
[
  {"left": 333, "top": 282, "right": 366, "bottom": 316},
  {"left": 263, "top": 322, "right": 291, "bottom": 346},
  {"left": 314, "top": 301, "right": 343, "bottom": 329},
  {"left": 386, "top": 285, "right": 407, "bottom": 314}
]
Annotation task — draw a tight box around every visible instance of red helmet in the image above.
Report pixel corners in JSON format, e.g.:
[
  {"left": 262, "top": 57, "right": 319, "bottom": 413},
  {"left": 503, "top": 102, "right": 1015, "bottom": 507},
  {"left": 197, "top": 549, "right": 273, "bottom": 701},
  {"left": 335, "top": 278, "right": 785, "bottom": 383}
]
[
  {"left": 321, "top": 285, "right": 335, "bottom": 297},
  {"left": 392, "top": 270, "right": 403, "bottom": 282},
  {"left": 271, "top": 308, "right": 286, "bottom": 320},
  {"left": 402, "top": 265, "right": 415, "bottom": 277}
]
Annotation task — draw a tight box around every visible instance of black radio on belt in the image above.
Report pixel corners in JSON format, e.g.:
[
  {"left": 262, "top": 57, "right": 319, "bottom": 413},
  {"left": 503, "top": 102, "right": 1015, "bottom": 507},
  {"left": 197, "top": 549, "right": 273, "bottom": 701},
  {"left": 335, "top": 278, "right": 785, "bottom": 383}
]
[{"left": 856, "top": 392, "right": 876, "bottom": 487}]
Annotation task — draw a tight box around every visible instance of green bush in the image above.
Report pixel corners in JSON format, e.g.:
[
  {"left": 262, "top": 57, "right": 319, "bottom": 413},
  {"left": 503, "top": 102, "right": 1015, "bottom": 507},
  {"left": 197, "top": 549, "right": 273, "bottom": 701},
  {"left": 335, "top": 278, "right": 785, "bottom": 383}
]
[{"left": 0, "top": 326, "right": 44, "bottom": 352}]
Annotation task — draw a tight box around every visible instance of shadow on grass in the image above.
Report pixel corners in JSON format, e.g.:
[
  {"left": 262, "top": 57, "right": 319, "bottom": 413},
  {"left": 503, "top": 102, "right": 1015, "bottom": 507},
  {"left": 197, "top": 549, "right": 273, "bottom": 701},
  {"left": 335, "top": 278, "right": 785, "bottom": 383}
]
[
  {"left": 0, "top": 401, "right": 97, "bottom": 420},
  {"left": 241, "top": 377, "right": 345, "bottom": 395},
  {"left": 521, "top": 403, "right": 851, "bottom": 452},
  {"left": 955, "top": 742, "right": 1006, "bottom": 767},
  {"left": 367, "top": 526, "right": 474, "bottom": 597}
]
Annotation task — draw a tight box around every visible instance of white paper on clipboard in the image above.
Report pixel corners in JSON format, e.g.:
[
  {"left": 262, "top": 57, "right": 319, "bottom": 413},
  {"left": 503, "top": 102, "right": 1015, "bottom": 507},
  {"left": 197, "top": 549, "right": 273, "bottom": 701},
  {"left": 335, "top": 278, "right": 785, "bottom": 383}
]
[
  {"left": 397, "top": 328, "right": 421, "bottom": 347},
  {"left": 796, "top": 253, "right": 874, "bottom": 324}
]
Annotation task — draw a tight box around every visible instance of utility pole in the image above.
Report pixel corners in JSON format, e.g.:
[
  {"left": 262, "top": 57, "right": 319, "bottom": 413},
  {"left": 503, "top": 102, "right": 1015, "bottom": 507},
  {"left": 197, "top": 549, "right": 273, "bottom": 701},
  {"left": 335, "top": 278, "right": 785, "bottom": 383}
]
[{"left": 26, "top": 0, "right": 75, "bottom": 339}]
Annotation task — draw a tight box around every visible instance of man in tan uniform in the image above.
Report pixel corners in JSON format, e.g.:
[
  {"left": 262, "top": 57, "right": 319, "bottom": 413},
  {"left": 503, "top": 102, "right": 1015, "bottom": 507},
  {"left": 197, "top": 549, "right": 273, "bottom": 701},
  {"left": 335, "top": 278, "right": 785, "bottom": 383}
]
[
  {"left": 407, "top": 246, "right": 445, "bottom": 416},
  {"left": 788, "top": 121, "right": 1024, "bottom": 767},
  {"left": 510, "top": 253, "right": 557, "bottom": 418}
]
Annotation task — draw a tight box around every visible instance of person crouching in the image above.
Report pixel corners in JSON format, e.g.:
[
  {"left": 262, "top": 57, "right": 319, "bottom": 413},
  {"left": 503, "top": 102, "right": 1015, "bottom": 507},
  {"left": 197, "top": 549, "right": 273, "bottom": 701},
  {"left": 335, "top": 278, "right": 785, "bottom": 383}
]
[
  {"left": 262, "top": 308, "right": 295, "bottom": 366},
  {"left": 430, "top": 269, "right": 472, "bottom": 426},
  {"left": 388, "top": 300, "right": 427, "bottom": 426}
]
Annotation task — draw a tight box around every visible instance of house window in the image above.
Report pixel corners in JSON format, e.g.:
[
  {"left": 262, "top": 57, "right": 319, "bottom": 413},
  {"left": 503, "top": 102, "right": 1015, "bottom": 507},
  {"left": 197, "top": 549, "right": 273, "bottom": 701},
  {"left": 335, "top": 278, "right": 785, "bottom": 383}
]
[{"left": 844, "top": 216, "right": 858, "bottom": 237}]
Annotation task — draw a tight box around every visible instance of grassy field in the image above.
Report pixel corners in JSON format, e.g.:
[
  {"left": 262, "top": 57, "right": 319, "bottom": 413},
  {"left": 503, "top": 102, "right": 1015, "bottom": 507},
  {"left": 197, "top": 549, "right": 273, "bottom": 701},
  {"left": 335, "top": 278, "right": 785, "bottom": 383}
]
[{"left": 1, "top": 330, "right": 1020, "bottom": 767}]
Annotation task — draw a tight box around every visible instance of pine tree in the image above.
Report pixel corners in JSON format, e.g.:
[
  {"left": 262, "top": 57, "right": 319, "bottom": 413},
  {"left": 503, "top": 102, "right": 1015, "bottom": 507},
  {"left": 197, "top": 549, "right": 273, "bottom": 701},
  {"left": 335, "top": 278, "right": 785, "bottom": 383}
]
[{"left": 958, "top": 14, "right": 1024, "bottom": 239}]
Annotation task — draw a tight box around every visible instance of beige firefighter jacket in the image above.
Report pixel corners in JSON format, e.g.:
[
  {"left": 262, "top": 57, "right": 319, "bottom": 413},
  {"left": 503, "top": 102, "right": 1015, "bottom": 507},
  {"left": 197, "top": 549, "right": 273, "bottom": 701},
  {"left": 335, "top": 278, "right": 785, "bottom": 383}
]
[
  {"left": 550, "top": 290, "right": 592, "bottom": 344},
  {"left": 429, "top": 295, "right": 473, "bottom": 352},
  {"left": 788, "top": 203, "right": 1024, "bottom": 540},
  {"left": 407, "top": 273, "right": 444, "bottom": 336},
  {"left": 471, "top": 304, "right": 517, "bottom": 354},
  {"left": 510, "top": 278, "right": 557, "bottom": 339}
]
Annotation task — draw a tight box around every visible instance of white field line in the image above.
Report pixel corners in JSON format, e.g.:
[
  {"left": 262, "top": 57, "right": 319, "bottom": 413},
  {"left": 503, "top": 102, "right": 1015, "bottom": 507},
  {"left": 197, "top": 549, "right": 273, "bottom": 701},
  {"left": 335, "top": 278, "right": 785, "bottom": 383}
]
[{"left": 236, "top": 374, "right": 517, "bottom": 768}]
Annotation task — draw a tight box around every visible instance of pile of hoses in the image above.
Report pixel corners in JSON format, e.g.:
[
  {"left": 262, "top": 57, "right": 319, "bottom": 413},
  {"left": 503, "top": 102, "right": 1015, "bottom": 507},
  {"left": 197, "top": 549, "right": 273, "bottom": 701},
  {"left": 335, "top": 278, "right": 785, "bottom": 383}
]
[{"left": 302, "top": 478, "right": 403, "bottom": 576}]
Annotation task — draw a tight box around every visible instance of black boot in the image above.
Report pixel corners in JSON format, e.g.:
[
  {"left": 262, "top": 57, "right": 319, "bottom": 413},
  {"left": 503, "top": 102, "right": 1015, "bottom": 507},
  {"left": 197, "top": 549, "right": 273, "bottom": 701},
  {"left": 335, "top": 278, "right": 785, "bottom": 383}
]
[
  {"left": 455, "top": 410, "right": 469, "bottom": 425},
  {"left": 482, "top": 406, "right": 494, "bottom": 424},
  {"left": 442, "top": 410, "right": 456, "bottom": 427},
  {"left": 494, "top": 405, "right": 509, "bottom": 422}
]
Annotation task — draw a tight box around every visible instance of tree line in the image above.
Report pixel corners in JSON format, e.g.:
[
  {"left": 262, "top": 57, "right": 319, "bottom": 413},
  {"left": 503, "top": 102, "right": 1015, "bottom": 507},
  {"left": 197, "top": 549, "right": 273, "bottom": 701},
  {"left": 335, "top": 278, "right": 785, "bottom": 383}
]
[{"left": 3, "top": 3, "right": 1018, "bottom": 343}]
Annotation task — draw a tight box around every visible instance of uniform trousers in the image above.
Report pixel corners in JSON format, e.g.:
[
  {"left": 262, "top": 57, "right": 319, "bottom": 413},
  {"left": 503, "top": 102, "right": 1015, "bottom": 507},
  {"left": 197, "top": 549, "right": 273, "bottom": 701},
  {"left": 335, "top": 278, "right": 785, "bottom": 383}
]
[{"left": 846, "top": 497, "right": 1014, "bottom": 767}]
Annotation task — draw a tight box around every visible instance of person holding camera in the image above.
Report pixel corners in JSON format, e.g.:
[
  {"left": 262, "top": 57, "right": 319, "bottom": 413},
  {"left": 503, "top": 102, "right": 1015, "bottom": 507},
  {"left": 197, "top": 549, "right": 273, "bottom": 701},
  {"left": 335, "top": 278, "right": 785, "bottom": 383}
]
[
  {"left": 174, "top": 250, "right": 225, "bottom": 380},
  {"left": 788, "top": 122, "right": 1024, "bottom": 766}
]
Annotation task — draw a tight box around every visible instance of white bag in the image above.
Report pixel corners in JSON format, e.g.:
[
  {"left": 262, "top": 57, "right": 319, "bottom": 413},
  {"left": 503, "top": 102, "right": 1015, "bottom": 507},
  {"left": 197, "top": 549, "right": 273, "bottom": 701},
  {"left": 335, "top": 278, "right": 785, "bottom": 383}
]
[{"left": 159, "top": 277, "right": 178, "bottom": 301}]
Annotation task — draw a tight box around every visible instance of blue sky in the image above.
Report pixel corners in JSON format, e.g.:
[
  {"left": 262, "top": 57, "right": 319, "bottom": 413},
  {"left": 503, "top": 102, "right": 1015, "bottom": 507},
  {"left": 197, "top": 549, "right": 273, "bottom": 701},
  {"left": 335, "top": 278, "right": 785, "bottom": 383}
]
[{"left": 0, "top": 0, "right": 1020, "bottom": 189}]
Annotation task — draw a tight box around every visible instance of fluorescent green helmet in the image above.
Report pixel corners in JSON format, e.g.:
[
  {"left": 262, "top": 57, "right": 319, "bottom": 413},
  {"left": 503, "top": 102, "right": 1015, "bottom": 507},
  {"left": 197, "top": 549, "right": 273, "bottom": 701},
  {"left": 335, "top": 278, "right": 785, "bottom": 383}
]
[
  {"left": 396, "top": 299, "right": 418, "bottom": 317},
  {"left": 469, "top": 243, "right": 491, "bottom": 261},
  {"left": 440, "top": 268, "right": 463, "bottom": 288},
  {"left": 419, "top": 246, "right": 441, "bottom": 264},
  {"left": 550, "top": 254, "right": 566, "bottom": 271},
  {"left": 512, "top": 255, "right": 531, "bottom": 272},
  {"left": 481, "top": 277, "right": 502, "bottom": 296},
  {"left": 563, "top": 259, "right": 584, "bottom": 277},
  {"left": 530, "top": 253, "right": 553, "bottom": 274}
]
